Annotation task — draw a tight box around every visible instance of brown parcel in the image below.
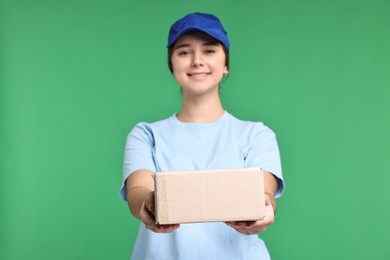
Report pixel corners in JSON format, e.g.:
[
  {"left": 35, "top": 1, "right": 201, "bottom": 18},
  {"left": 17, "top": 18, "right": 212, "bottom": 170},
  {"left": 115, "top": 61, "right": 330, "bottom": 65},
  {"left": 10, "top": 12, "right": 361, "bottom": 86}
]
[{"left": 153, "top": 167, "right": 265, "bottom": 224}]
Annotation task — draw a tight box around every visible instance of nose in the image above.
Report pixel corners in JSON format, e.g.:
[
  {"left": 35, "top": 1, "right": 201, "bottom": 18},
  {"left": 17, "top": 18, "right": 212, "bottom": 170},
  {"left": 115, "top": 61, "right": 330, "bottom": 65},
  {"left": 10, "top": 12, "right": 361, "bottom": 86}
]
[{"left": 191, "top": 50, "right": 203, "bottom": 67}]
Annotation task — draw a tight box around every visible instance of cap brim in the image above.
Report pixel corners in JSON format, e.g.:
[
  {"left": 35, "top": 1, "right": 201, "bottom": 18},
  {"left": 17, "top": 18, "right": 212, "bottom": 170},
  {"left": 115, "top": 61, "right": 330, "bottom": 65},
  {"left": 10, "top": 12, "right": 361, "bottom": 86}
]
[{"left": 168, "top": 27, "right": 223, "bottom": 48}]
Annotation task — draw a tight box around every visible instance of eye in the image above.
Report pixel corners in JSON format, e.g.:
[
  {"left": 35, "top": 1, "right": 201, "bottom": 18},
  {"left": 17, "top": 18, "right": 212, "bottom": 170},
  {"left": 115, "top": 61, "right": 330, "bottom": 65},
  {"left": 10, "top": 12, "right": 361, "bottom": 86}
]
[
  {"left": 178, "top": 50, "right": 190, "bottom": 56},
  {"left": 205, "top": 49, "right": 216, "bottom": 54}
]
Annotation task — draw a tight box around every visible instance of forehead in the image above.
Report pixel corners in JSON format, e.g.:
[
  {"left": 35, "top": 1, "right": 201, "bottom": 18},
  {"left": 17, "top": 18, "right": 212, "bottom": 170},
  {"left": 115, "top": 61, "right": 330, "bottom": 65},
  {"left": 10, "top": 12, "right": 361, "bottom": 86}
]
[{"left": 173, "top": 31, "right": 222, "bottom": 48}]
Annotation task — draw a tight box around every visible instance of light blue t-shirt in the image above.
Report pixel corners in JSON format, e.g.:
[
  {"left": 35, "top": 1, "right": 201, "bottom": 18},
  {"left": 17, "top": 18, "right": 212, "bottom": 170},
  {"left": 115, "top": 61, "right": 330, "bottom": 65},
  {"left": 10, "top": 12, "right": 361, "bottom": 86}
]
[{"left": 120, "top": 111, "right": 284, "bottom": 260}]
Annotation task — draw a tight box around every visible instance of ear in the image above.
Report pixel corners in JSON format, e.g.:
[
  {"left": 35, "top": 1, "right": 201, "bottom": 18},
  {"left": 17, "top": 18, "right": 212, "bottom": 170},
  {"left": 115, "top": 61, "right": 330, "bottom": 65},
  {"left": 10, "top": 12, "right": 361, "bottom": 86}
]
[{"left": 223, "top": 66, "right": 229, "bottom": 75}]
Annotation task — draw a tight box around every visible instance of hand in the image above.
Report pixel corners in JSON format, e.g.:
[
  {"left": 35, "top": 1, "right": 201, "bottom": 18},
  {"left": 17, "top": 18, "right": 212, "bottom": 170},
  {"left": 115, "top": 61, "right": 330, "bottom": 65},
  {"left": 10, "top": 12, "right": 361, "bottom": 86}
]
[
  {"left": 225, "top": 194, "right": 275, "bottom": 235},
  {"left": 139, "top": 191, "right": 180, "bottom": 233}
]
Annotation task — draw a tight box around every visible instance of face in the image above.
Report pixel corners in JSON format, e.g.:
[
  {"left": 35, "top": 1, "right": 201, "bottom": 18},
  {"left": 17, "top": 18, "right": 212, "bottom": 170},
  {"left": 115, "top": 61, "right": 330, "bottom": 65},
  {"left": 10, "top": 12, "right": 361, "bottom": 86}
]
[{"left": 170, "top": 32, "right": 228, "bottom": 97}]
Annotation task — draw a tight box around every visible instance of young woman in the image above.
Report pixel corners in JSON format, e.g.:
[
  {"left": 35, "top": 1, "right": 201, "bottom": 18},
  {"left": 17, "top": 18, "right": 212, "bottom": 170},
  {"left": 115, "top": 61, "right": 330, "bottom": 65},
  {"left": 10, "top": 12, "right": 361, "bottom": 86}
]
[{"left": 120, "top": 12, "right": 285, "bottom": 260}]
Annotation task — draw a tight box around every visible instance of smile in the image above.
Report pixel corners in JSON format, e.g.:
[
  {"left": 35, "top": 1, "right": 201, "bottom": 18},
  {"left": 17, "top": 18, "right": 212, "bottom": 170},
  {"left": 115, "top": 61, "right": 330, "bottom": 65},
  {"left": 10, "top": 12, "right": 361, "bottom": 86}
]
[{"left": 187, "top": 72, "right": 211, "bottom": 77}]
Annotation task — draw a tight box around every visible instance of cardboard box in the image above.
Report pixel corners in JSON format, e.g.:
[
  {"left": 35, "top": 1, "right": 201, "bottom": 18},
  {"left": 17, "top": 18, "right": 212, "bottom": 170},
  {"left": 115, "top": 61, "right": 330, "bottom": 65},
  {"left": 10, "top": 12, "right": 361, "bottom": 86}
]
[{"left": 153, "top": 167, "right": 265, "bottom": 224}]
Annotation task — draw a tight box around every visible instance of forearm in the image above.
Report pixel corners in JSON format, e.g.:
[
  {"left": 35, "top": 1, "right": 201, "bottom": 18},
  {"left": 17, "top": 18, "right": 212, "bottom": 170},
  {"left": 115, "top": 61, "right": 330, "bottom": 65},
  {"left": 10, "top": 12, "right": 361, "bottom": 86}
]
[
  {"left": 127, "top": 186, "right": 153, "bottom": 219},
  {"left": 263, "top": 170, "right": 278, "bottom": 212},
  {"left": 126, "top": 170, "right": 155, "bottom": 219}
]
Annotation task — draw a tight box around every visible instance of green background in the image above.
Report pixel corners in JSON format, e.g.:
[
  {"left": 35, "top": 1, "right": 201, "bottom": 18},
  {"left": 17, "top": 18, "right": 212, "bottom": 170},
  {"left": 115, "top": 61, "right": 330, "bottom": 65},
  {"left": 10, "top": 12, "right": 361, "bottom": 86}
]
[{"left": 1, "top": 0, "right": 389, "bottom": 259}]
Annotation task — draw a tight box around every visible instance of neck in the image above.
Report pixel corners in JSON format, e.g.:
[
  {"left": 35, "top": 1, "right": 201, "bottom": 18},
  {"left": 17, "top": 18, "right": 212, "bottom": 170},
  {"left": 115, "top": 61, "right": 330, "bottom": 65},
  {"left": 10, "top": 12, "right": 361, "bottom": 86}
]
[{"left": 177, "top": 93, "right": 224, "bottom": 123}]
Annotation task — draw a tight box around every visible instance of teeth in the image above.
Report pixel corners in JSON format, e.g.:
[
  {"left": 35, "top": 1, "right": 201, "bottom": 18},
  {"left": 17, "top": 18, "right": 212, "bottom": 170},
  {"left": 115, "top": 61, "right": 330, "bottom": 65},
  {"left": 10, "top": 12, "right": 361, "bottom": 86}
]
[{"left": 189, "top": 73, "right": 209, "bottom": 76}]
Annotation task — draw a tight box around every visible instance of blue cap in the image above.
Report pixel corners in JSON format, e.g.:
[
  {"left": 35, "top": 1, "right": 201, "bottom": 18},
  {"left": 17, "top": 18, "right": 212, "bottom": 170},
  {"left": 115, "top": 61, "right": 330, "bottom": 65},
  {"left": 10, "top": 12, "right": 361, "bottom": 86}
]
[{"left": 167, "top": 12, "right": 230, "bottom": 51}]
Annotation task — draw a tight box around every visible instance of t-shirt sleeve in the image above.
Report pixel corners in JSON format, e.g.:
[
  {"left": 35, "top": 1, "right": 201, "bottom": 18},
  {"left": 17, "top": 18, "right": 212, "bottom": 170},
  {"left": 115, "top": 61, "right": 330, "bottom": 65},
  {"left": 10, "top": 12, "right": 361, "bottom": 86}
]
[
  {"left": 244, "top": 123, "right": 285, "bottom": 198},
  {"left": 119, "top": 123, "right": 156, "bottom": 201}
]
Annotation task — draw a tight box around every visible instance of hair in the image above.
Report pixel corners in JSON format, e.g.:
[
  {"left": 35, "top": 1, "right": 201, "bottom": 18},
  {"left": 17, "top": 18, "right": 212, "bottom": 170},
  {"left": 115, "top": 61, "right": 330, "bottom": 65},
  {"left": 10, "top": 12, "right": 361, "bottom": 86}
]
[{"left": 167, "top": 38, "right": 229, "bottom": 74}]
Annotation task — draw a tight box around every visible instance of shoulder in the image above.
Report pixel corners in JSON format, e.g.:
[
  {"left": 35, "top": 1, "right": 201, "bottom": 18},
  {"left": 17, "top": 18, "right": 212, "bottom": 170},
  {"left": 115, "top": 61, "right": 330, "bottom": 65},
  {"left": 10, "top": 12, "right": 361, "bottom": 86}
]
[
  {"left": 126, "top": 115, "right": 174, "bottom": 143},
  {"left": 226, "top": 112, "right": 276, "bottom": 137},
  {"left": 130, "top": 115, "right": 173, "bottom": 134}
]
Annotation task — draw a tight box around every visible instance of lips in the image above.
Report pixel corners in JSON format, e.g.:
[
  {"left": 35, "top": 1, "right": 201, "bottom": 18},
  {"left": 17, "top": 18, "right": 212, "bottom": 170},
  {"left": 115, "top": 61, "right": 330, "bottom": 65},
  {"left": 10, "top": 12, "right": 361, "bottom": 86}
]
[{"left": 187, "top": 72, "right": 211, "bottom": 79}]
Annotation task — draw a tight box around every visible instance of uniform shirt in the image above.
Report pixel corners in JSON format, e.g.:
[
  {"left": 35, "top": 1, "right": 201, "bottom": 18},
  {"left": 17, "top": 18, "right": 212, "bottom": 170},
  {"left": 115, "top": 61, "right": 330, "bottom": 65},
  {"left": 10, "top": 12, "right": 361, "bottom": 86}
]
[{"left": 120, "top": 111, "right": 284, "bottom": 260}]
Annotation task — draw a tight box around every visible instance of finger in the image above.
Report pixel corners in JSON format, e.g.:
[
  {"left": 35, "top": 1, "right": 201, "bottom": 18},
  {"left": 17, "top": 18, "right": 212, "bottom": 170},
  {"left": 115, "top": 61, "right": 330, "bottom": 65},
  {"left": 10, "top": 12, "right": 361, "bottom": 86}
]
[
  {"left": 226, "top": 221, "right": 257, "bottom": 229},
  {"left": 142, "top": 203, "right": 179, "bottom": 233},
  {"left": 246, "top": 218, "right": 273, "bottom": 230},
  {"left": 150, "top": 224, "right": 180, "bottom": 233},
  {"left": 157, "top": 224, "right": 180, "bottom": 233},
  {"left": 148, "top": 201, "right": 155, "bottom": 214},
  {"left": 235, "top": 225, "right": 267, "bottom": 235},
  {"left": 227, "top": 220, "right": 271, "bottom": 234},
  {"left": 140, "top": 212, "right": 156, "bottom": 229},
  {"left": 144, "top": 203, "right": 155, "bottom": 219},
  {"left": 139, "top": 203, "right": 157, "bottom": 229}
]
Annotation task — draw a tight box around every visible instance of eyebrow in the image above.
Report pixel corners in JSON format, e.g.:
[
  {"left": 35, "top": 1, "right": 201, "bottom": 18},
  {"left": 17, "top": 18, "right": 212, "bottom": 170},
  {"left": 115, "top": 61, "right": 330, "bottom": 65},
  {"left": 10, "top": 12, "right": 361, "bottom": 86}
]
[
  {"left": 174, "top": 41, "right": 221, "bottom": 50},
  {"left": 174, "top": 43, "right": 190, "bottom": 50}
]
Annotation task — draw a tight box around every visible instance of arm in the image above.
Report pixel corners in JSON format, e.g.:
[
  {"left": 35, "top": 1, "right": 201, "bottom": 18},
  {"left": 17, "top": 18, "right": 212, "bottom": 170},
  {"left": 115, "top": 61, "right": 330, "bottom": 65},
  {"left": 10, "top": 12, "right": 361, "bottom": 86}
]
[
  {"left": 126, "top": 169, "right": 180, "bottom": 233},
  {"left": 225, "top": 170, "right": 278, "bottom": 235},
  {"left": 264, "top": 170, "right": 278, "bottom": 212}
]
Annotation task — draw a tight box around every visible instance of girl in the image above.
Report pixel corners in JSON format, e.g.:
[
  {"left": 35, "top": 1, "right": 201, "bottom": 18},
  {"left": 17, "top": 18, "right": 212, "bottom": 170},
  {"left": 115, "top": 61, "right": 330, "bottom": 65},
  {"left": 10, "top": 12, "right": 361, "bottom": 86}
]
[{"left": 121, "top": 12, "right": 285, "bottom": 260}]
